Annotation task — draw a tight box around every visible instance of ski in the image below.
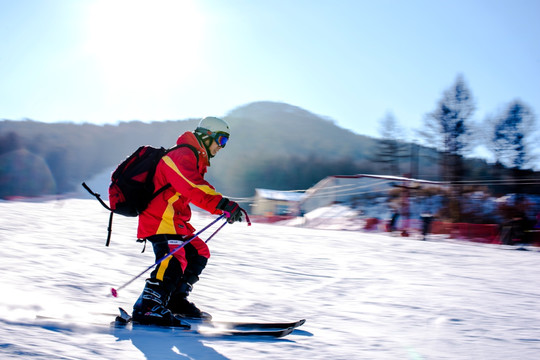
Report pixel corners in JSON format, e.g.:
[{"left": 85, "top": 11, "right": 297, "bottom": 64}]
[
  {"left": 189, "top": 318, "right": 306, "bottom": 331},
  {"left": 113, "top": 319, "right": 294, "bottom": 338},
  {"left": 225, "top": 327, "right": 294, "bottom": 337},
  {"left": 113, "top": 308, "right": 298, "bottom": 338}
]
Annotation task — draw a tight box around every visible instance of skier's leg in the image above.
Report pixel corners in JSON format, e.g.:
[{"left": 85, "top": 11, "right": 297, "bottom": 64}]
[
  {"left": 168, "top": 238, "right": 211, "bottom": 318},
  {"left": 132, "top": 239, "right": 189, "bottom": 326}
]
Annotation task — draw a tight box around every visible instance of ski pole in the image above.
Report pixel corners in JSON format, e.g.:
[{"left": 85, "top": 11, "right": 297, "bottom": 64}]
[
  {"left": 111, "top": 214, "right": 226, "bottom": 297},
  {"left": 205, "top": 220, "right": 228, "bottom": 243}
]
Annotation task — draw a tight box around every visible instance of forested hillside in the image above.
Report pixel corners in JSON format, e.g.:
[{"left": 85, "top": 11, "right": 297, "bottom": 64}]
[{"left": 0, "top": 101, "right": 532, "bottom": 200}]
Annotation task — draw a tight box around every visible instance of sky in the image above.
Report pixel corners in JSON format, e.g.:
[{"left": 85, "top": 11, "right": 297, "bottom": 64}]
[{"left": 1, "top": 0, "right": 539, "bottom": 143}]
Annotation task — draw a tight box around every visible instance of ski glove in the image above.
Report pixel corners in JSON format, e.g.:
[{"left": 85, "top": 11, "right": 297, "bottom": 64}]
[{"left": 217, "top": 198, "right": 244, "bottom": 224}]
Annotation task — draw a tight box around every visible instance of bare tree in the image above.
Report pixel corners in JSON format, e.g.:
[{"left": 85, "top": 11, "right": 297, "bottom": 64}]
[{"left": 375, "top": 112, "right": 408, "bottom": 176}]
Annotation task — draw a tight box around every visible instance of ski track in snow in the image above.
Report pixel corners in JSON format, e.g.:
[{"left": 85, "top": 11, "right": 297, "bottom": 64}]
[{"left": 1, "top": 199, "right": 540, "bottom": 359}]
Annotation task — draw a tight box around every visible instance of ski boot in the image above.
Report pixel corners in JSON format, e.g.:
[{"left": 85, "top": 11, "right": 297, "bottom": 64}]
[
  {"left": 168, "top": 282, "right": 212, "bottom": 320},
  {"left": 132, "top": 280, "right": 190, "bottom": 328}
]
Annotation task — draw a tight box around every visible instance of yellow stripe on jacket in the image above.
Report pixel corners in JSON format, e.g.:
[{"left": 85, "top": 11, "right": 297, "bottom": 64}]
[
  {"left": 156, "top": 193, "right": 180, "bottom": 234},
  {"left": 162, "top": 156, "right": 221, "bottom": 196}
]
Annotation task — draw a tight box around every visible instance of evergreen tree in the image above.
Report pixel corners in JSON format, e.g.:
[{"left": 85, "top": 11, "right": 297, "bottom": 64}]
[
  {"left": 490, "top": 100, "right": 536, "bottom": 169},
  {"left": 420, "top": 74, "right": 475, "bottom": 178},
  {"left": 0, "top": 132, "right": 22, "bottom": 155},
  {"left": 419, "top": 74, "right": 476, "bottom": 221}
]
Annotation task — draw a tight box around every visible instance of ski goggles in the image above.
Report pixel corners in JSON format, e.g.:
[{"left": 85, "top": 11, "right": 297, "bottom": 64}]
[
  {"left": 210, "top": 132, "right": 229, "bottom": 147},
  {"left": 197, "top": 127, "right": 229, "bottom": 147}
]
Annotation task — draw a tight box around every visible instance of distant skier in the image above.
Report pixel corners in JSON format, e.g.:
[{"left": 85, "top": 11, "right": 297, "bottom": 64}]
[
  {"left": 389, "top": 211, "right": 399, "bottom": 232},
  {"left": 499, "top": 213, "right": 530, "bottom": 246},
  {"left": 420, "top": 213, "right": 434, "bottom": 241},
  {"left": 132, "top": 117, "right": 245, "bottom": 327}
]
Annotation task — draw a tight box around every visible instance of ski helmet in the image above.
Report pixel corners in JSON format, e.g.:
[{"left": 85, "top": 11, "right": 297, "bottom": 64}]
[{"left": 194, "top": 116, "right": 230, "bottom": 148}]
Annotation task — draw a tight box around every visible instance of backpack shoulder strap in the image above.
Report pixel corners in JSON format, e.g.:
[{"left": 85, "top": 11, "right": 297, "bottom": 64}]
[
  {"left": 165, "top": 143, "right": 200, "bottom": 165},
  {"left": 81, "top": 182, "right": 114, "bottom": 246},
  {"left": 152, "top": 143, "right": 201, "bottom": 199},
  {"left": 82, "top": 182, "right": 112, "bottom": 211}
]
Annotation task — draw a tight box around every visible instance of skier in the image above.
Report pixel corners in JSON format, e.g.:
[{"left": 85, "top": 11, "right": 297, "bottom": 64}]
[
  {"left": 420, "top": 213, "right": 434, "bottom": 241},
  {"left": 132, "top": 116, "right": 245, "bottom": 327}
]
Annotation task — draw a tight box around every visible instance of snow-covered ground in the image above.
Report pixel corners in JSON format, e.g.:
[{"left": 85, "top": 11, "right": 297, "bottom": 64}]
[{"left": 1, "top": 199, "right": 539, "bottom": 359}]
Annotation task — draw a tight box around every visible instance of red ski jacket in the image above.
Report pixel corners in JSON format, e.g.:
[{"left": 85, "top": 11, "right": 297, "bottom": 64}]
[{"left": 137, "top": 131, "right": 224, "bottom": 239}]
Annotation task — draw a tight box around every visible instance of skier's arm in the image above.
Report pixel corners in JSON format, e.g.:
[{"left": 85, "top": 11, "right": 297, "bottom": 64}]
[{"left": 160, "top": 152, "right": 223, "bottom": 214}]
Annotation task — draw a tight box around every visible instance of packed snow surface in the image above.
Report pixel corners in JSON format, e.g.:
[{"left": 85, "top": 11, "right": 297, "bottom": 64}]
[{"left": 1, "top": 199, "right": 539, "bottom": 359}]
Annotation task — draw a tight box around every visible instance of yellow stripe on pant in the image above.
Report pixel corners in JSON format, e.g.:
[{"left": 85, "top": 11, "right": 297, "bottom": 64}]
[{"left": 156, "top": 254, "right": 173, "bottom": 281}]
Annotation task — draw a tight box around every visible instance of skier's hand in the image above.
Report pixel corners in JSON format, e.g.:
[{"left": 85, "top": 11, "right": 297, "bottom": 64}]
[{"left": 217, "top": 198, "right": 244, "bottom": 224}]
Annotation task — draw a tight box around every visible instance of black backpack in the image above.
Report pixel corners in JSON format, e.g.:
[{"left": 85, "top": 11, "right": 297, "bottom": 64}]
[{"left": 83, "top": 144, "right": 199, "bottom": 246}]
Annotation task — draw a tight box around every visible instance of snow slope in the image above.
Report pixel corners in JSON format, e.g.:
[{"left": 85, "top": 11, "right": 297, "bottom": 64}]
[{"left": 1, "top": 199, "right": 539, "bottom": 359}]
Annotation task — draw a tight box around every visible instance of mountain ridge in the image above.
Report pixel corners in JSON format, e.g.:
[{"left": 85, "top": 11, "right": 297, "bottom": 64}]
[{"left": 0, "top": 101, "right": 522, "bottom": 199}]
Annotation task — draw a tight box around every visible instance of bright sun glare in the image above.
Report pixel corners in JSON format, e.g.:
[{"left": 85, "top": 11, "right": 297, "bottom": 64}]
[{"left": 84, "top": 0, "right": 205, "bottom": 99}]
